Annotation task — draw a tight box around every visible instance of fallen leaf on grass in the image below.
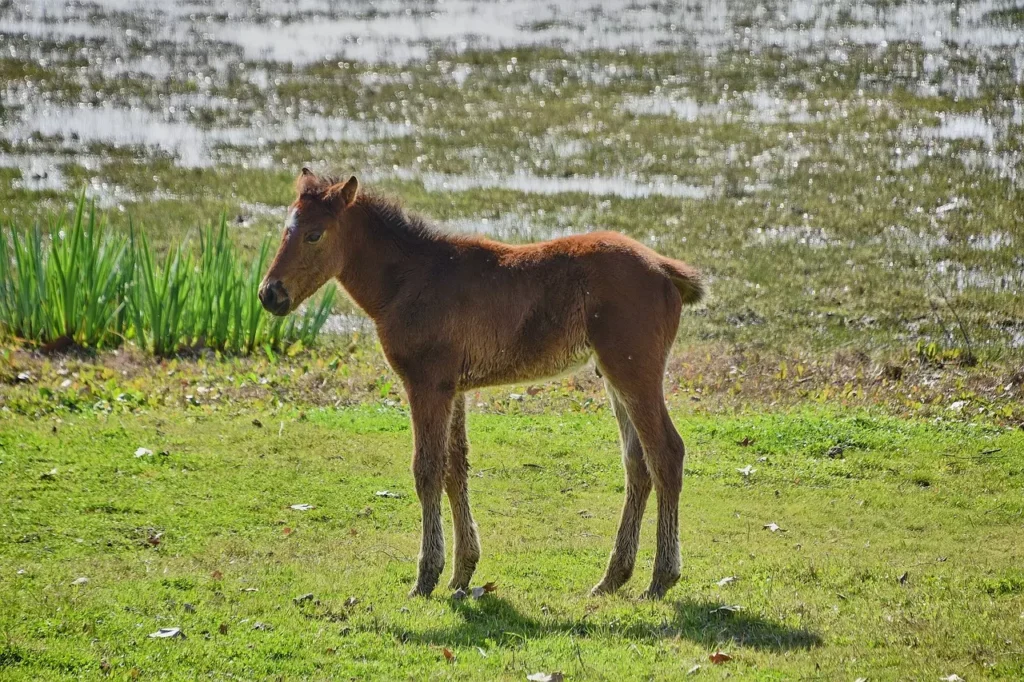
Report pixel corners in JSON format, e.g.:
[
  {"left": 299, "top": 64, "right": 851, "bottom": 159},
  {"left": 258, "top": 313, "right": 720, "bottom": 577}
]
[
  {"left": 148, "top": 627, "right": 184, "bottom": 639},
  {"left": 282, "top": 527, "right": 293, "bottom": 536},
  {"left": 687, "top": 664, "right": 701, "bottom": 675},
  {"left": 443, "top": 647, "right": 455, "bottom": 662},
  {"left": 146, "top": 532, "right": 163, "bottom": 547},
  {"left": 470, "top": 582, "right": 498, "bottom": 599},
  {"left": 134, "top": 447, "right": 152, "bottom": 458},
  {"left": 716, "top": 576, "right": 736, "bottom": 587},
  {"left": 476, "top": 647, "right": 488, "bottom": 657},
  {"left": 763, "top": 522, "right": 786, "bottom": 533},
  {"left": 211, "top": 570, "right": 223, "bottom": 580},
  {"left": 940, "top": 675, "right": 964, "bottom": 682},
  {"left": 40, "top": 468, "right": 58, "bottom": 480},
  {"left": 527, "top": 673, "right": 563, "bottom": 682},
  {"left": 71, "top": 576, "right": 89, "bottom": 586},
  {"left": 290, "top": 504, "right": 315, "bottom": 511},
  {"left": 737, "top": 465, "right": 756, "bottom": 477},
  {"left": 709, "top": 651, "right": 732, "bottom": 664},
  {"left": 240, "top": 587, "right": 258, "bottom": 593},
  {"left": 710, "top": 605, "right": 744, "bottom": 614},
  {"left": 375, "top": 490, "right": 401, "bottom": 498}
]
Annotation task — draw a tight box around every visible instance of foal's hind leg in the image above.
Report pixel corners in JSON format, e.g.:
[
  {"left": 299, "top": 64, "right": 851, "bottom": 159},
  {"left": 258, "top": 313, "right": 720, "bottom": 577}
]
[
  {"left": 600, "top": 381, "right": 685, "bottom": 599},
  {"left": 445, "top": 394, "right": 481, "bottom": 590},
  {"left": 625, "top": 397, "right": 685, "bottom": 599},
  {"left": 591, "top": 382, "right": 652, "bottom": 596},
  {"left": 590, "top": 330, "right": 685, "bottom": 596}
]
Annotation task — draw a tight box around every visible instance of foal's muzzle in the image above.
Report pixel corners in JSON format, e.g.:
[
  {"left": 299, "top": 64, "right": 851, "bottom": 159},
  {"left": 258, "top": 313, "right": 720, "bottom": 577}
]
[{"left": 259, "top": 280, "right": 291, "bottom": 316}]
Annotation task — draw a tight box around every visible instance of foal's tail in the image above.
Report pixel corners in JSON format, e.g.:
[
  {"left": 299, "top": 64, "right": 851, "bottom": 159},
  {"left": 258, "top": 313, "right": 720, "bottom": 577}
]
[{"left": 659, "top": 257, "right": 705, "bottom": 305}]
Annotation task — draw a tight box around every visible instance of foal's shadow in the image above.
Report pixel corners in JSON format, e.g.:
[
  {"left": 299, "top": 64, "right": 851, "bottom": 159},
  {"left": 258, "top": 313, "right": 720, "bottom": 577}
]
[{"left": 389, "top": 595, "right": 821, "bottom": 652}]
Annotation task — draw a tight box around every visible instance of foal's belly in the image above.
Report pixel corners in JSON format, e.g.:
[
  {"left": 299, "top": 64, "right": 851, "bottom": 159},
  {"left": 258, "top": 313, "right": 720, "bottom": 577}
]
[
  {"left": 456, "top": 308, "right": 594, "bottom": 390},
  {"left": 458, "top": 344, "right": 593, "bottom": 390}
]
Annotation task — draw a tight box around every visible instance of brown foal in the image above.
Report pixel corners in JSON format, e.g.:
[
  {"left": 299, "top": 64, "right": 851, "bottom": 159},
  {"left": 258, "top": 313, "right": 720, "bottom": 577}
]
[{"left": 260, "top": 169, "right": 705, "bottom": 599}]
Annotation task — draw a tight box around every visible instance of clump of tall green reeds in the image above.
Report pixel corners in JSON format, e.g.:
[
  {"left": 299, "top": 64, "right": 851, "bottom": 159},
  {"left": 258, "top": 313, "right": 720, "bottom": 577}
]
[{"left": 0, "top": 195, "right": 336, "bottom": 355}]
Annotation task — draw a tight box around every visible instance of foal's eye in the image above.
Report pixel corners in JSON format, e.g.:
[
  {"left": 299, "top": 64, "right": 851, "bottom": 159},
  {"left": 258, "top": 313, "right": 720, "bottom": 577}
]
[{"left": 305, "top": 232, "right": 323, "bottom": 244}]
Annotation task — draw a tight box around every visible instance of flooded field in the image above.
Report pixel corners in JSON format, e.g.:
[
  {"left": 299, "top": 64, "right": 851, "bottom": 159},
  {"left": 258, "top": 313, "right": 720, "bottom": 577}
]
[{"left": 1, "top": 0, "right": 1022, "bottom": 355}]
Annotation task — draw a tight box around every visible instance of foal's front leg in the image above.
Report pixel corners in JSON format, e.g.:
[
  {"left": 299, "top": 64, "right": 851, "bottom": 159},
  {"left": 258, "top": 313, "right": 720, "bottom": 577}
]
[
  {"left": 445, "top": 394, "right": 481, "bottom": 590},
  {"left": 407, "top": 383, "right": 455, "bottom": 597}
]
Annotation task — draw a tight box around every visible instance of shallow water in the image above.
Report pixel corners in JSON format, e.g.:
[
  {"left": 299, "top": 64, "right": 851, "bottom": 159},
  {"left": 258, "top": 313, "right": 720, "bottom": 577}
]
[
  {"left": 321, "top": 313, "right": 376, "bottom": 336},
  {"left": 415, "top": 170, "right": 715, "bottom": 200},
  {"left": 6, "top": 0, "right": 1021, "bottom": 62},
  {"left": 7, "top": 103, "right": 412, "bottom": 168},
  {"left": 3, "top": 0, "right": 1021, "bottom": 181}
]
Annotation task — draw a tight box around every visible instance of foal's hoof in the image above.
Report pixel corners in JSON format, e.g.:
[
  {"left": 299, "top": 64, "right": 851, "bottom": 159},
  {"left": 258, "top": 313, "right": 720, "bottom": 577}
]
[
  {"left": 589, "top": 580, "right": 620, "bottom": 597},
  {"left": 447, "top": 575, "right": 471, "bottom": 591},
  {"left": 640, "top": 577, "right": 678, "bottom": 600},
  {"left": 408, "top": 584, "right": 436, "bottom": 598}
]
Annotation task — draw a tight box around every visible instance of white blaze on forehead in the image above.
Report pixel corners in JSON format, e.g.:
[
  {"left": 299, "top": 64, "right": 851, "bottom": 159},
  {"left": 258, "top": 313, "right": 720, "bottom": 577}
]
[{"left": 285, "top": 207, "right": 298, "bottom": 234}]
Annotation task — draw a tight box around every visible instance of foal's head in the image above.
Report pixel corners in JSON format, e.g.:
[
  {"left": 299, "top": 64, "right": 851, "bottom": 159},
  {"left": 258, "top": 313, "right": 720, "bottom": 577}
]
[{"left": 259, "top": 168, "right": 359, "bottom": 315}]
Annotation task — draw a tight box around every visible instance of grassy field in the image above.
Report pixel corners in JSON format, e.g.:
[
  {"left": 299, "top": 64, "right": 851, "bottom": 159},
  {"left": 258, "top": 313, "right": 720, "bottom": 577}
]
[
  {"left": 1, "top": 402, "right": 1022, "bottom": 680},
  {"left": 2, "top": 1, "right": 1024, "bottom": 679}
]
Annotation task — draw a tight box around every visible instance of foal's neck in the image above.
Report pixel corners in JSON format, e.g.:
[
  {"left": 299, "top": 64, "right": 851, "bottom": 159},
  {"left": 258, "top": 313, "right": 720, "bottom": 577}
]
[{"left": 334, "top": 199, "right": 442, "bottom": 318}]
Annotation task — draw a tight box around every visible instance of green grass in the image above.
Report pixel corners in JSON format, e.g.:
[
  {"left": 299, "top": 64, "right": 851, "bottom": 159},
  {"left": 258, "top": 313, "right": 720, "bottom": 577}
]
[
  {"left": 0, "top": 196, "right": 335, "bottom": 355},
  {"left": 1, "top": 404, "right": 1022, "bottom": 680}
]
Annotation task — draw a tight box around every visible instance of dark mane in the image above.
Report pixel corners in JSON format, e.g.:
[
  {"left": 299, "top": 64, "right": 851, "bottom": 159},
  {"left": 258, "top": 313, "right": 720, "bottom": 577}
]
[
  {"left": 356, "top": 192, "right": 444, "bottom": 244},
  {"left": 298, "top": 172, "right": 446, "bottom": 244}
]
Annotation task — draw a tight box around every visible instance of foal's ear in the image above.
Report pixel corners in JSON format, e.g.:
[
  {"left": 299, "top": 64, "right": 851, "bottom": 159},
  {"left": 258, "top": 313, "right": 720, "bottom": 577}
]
[
  {"left": 326, "top": 176, "right": 359, "bottom": 213},
  {"left": 295, "top": 167, "right": 319, "bottom": 195}
]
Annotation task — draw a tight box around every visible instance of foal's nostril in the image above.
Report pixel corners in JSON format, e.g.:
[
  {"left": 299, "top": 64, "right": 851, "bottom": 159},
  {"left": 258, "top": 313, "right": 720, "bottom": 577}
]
[{"left": 259, "top": 280, "right": 291, "bottom": 315}]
